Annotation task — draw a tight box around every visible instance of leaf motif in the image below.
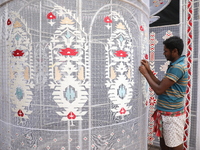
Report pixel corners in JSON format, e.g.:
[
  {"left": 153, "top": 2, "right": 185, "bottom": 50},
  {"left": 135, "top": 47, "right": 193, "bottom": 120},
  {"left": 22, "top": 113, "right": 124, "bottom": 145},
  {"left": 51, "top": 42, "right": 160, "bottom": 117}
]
[
  {"left": 78, "top": 66, "right": 84, "bottom": 80},
  {"left": 127, "top": 68, "right": 131, "bottom": 79},
  {"left": 110, "top": 67, "right": 116, "bottom": 80},
  {"left": 24, "top": 66, "right": 30, "bottom": 80},
  {"left": 54, "top": 66, "right": 62, "bottom": 81}
]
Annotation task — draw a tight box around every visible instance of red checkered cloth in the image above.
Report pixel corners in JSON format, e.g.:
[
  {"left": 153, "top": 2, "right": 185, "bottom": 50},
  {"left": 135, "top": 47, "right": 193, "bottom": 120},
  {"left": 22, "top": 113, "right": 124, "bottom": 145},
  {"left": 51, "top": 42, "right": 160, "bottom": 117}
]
[{"left": 152, "top": 108, "right": 186, "bottom": 137}]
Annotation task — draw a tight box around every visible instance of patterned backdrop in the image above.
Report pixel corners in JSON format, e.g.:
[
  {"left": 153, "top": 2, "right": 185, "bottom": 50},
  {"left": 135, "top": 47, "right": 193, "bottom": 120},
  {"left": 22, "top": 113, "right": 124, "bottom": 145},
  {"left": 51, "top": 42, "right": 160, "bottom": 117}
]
[{"left": 0, "top": 0, "right": 149, "bottom": 149}]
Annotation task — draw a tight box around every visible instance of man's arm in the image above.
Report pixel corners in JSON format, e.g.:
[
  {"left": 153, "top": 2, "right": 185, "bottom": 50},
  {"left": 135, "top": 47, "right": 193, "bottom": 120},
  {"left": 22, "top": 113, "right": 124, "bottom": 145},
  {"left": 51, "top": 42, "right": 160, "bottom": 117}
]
[
  {"left": 139, "top": 65, "right": 175, "bottom": 95},
  {"left": 147, "top": 68, "right": 161, "bottom": 85},
  {"left": 141, "top": 59, "right": 161, "bottom": 84}
]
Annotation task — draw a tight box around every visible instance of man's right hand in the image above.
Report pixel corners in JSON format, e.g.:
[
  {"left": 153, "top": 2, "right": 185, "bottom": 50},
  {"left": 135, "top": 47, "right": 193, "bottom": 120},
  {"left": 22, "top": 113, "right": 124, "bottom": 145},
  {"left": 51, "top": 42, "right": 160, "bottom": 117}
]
[{"left": 141, "top": 59, "right": 151, "bottom": 72}]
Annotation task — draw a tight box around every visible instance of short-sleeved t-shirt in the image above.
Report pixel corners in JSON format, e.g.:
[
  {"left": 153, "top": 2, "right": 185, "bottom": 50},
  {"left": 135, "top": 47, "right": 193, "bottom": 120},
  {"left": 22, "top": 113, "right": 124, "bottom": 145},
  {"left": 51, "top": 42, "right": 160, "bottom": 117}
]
[{"left": 156, "top": 55, "right": 188, "bottom": 112}]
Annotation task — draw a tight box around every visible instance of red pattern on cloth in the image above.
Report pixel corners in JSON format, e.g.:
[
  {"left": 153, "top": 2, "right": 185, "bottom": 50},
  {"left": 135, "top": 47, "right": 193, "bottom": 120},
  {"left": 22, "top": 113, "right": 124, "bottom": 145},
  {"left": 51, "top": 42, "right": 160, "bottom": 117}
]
[{"left": 152, "top": 108, "right": 186, "bottom": 137}]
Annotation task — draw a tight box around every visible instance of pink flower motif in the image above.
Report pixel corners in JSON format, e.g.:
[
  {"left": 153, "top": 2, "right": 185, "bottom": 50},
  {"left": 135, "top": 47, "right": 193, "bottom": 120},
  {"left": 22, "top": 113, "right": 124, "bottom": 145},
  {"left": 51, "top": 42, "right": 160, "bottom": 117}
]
[
  {"left": 61, "top": 147, "right": 65, "bottom": 150},
  {"left": 60, "top": 48, "right": 78, "bottom": 56},
  {"left": 91, "top": 144, "right": 95, "bottom": 148},
  {"left": 47, "top": 12, "right": 56, "bottom": 19},
  {"left": 53, "top": 138, "right": 57, "bottom": 142},
  {"left": 114, "top": 50, "right": 128, "bottom": 57},
  {"left": 104, "top": 16, "right": 112, "bottom": 23},
  {"left": 83, "top": 137, "right": 87, "bottom": 141},
  {"left": 67, "top": 112, "right": 76, "bottom": 119},
  {"left": 46, "top": 146, "right": 50, "bottom": 150}
]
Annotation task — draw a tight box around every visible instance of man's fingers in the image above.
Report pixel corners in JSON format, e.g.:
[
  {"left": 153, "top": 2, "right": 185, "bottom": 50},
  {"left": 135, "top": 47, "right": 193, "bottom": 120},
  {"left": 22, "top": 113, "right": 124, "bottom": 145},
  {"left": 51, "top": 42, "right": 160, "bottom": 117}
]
[{"left": 141, "top": 61, "right": 147, "bottom": 66}]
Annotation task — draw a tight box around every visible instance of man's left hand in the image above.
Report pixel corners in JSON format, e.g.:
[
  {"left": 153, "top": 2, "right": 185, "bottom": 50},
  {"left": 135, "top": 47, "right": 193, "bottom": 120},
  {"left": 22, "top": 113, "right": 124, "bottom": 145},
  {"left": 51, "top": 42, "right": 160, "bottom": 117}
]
[{"left": 139, "top": 65, "right": 148, "bottom": 77}]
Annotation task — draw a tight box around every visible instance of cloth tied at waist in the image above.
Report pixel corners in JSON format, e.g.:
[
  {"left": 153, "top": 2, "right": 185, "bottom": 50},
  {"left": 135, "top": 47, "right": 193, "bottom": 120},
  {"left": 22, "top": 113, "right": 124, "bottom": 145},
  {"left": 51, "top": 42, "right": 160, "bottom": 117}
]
[{"left": 152, "top": 108, "right": 186, "bottom": 137}]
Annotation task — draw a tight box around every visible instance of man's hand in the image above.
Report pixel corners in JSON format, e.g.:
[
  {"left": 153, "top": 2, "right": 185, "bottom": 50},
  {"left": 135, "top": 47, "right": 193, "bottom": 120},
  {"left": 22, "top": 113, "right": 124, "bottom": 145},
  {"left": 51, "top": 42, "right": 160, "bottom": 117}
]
[
  {"left": 139, "top": 59, "right": 175, "bottom": 95},
  {"left": 141, "top": 59, "right": 151, "bottom": 72},
  {"left": 139, "top": 65, "right": 148, "bottom": 77}
]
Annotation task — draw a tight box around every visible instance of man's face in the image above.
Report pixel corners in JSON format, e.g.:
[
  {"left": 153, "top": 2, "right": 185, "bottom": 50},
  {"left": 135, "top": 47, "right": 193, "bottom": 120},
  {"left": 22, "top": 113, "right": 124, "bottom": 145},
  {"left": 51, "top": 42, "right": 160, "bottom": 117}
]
[{"left": 163, "top": 46, "right": 173, "bottom": 61}]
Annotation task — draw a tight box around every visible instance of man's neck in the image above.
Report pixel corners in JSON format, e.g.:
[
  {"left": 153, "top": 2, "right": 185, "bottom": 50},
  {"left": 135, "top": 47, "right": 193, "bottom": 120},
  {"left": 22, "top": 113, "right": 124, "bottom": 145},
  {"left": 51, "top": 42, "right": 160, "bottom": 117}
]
[{"left": 171, "top": 55, "right": 181, "bottom": 63}]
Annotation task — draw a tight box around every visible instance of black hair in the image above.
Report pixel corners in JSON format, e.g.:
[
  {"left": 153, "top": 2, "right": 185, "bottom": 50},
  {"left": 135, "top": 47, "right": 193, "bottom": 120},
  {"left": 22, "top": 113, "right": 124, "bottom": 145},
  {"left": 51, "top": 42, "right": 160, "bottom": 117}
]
[{"left": 163, "top": 36, "right": 184, "bottom": 56}]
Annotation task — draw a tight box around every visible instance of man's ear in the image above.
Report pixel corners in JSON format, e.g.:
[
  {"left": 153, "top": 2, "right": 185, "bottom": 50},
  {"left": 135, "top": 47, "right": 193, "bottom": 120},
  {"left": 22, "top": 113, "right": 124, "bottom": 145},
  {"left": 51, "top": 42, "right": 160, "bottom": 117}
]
[{"left": 172, "top": 48, "right": 178, "bottom": 54}]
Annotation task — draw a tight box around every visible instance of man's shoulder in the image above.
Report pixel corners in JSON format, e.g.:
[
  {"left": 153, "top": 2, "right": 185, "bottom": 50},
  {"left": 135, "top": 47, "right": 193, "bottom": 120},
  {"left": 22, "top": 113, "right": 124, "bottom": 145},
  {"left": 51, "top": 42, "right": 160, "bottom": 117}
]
[{"left": 171, "top": 63, "right": 187, "bottom": 71}]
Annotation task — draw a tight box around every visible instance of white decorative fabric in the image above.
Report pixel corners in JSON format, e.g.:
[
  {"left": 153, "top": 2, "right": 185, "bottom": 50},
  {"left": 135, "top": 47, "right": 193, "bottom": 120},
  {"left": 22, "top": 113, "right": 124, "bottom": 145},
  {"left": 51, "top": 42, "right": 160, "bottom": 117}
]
[{"left": 0, "top": 0, "right": 149, "bottom": 149}]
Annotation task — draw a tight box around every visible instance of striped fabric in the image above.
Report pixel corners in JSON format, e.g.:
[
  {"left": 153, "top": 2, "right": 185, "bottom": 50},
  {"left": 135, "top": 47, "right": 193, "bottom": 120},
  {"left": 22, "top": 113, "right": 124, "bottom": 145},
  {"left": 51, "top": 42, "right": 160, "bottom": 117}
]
[{"left": 157, "top": 55, "right": 188, "bottom": 112}]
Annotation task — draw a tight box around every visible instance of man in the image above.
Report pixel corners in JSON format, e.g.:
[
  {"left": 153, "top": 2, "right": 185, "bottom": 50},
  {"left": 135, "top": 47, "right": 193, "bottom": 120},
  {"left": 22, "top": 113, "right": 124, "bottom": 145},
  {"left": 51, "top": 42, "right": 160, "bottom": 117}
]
[{"left": 139, "top": 36, "right": 188, "bottom": 150}]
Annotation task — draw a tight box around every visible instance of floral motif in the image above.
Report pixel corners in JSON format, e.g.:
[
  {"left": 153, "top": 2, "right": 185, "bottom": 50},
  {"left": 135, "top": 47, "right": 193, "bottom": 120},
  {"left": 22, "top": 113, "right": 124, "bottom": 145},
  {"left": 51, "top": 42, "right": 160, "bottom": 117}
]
[
  {"left": 104, "top": 16, "right": 112, "bottom": 23},
  {"left": 47, "top": 12, "right": 56, "bottom": 19},
  {"left": 60, "top": 48, "right": 78, "bottom": 56},
  {"left": 144, "top": 54, "right": 148, "bottom": 59},
  {"left": 17, "top": 109, "right": 24, "bottom": 117},
  {"left": 114, "top": 50, "right": 128, "bottom": 57},
  {"left": 53, "top": 138, "right": 57, "bottom": 142},
  {"left": 12, "top": 49, "right": 24, "bottom": 57},
  {"left": 140, "top": 25, "right": 144, "bottom": 31},
  {"left": 67, "top": 112, "right": 76, "bottom": 119},
  {"left": 149, "top": 97, "right": 157, "bottom": 106},
  {"left": 116, "top": 22, "right": 126, "bottom": 30},
  {"left": 60, "top": 17, "right": 74, "bottom": 24},
  {"left": 7, "top": 19, "right": 12, "bottom": 25},
  {"left": 119, "top": 108, "right": 126, "bottom": 114},
  {"left": 13, "top": 21, "right": 22, "bottom": 28}
]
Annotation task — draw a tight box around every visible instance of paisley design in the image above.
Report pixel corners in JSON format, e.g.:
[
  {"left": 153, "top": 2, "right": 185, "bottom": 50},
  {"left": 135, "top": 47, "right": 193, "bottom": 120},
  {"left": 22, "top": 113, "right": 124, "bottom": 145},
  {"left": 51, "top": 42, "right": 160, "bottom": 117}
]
[
  {"left": 48, "top": 6, "right": 89, "bottom": 124},
  {"left": 105, "top": 11, "right": 134, "bottom": 120},
  {"left": 8, "top": 11, "right": 34, "bottom": 121}
]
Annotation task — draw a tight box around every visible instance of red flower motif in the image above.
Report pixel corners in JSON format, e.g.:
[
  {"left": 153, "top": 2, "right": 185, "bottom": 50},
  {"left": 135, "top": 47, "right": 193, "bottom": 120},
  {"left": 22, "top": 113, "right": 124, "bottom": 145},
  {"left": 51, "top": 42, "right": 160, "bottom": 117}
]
[
  {"left": 145, "top": 100, "right": 149, "bottom": 106},
  {"left": 7, "top": 19, "right": 12, "bottom": 25},
  {"left": 47, "top": 12, "right": 56, "bottom": 19},
  {"left": 114, "top": 50, "right": 128, "bottom": 57},
  {"left": 67, "top": 112, "right": 76, "bottom": 119},
  {"left": 120, "top": 108, "right": 126, "bottom": 114},
  {"left": 18, "top": 109, "right": 24, "bottom": 117},
  {"left": 149, "top": 97, "right": 157, "bottom": 106},
  {"left": 140, "top": 25, "right": 144, "bottom": 31},
  {"left": 144, "top": 54, "right": 148, "bottom": 59},
  {"left": 12, "top": 49, "right": 24, "bottom": 57},
  {"left": 60, "top": 48, "right": 78, "bottom": 56},
  {"left": 104, "top": 16, "right": 112, "bottom": 23}
]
